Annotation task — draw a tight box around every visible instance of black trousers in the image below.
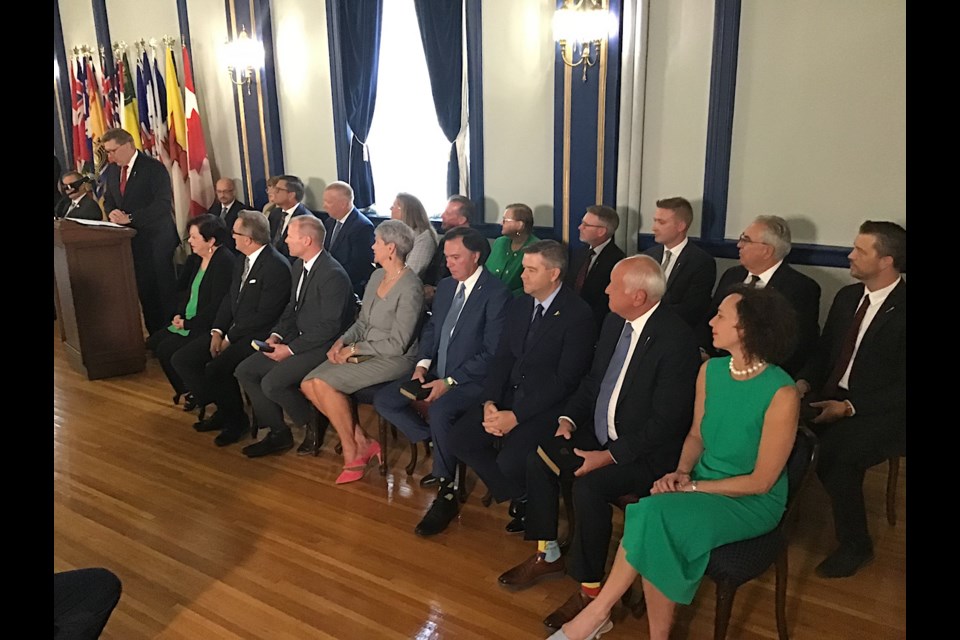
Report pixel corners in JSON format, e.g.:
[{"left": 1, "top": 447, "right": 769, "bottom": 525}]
[
  {"left": 54, "top": 568, "right": 122, "bottom": 640},
  {"left": 524, "top": 430, "right": 655, "bottom": 583},
  {"left": 131, "top": 235, "right": 177, "bottom": 335},
  {"left": 449, "top": 404, "right": 560, "bottom": 503},
  {"left": 171, "top": 335, "right": 256, "bottom": 430},
  {"left": 234, "top": 348, "right": 326, "bottom": 434},
  {"left": 146, "top": 329, "right": 204, "bottom": 395}
]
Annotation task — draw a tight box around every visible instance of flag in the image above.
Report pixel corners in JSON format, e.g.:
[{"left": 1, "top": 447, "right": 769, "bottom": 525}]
[
  {"left": 120, "top": 51, "right": 142, "bottom": 149},
  {"left": 152, "top": 51, "right": 170, "bottom": 167},
  {"left": 136, "top": 53, "right": 155, "bottom": 157},
  {"left": 70, "top": 58, "right": 90, "bottom": 173},
  {"left": 84, "top": 58, "right": 108, "bottom": 178},
  {"left": 182, "top": 45, "right": 214, "bottom": 217},
  {"left": 164, "top": 46, "right": 191, "bottom": 236},
  {"left": 100, "top": 55, "right": 121, "bottom": 129}
]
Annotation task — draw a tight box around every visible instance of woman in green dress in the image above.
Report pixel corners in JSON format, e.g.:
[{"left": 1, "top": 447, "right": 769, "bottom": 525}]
[
  {"left": 485, "top": 203, "right": 538, "bottom": 295},
  {"left": 550, "top": 286, "right": 801, "bottom": 640}
]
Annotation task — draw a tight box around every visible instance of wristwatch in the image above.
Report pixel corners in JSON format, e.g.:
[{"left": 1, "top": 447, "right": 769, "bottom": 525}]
[
  {"left": 689, "top": 480, "right": 698, "bottom": 492},
  {"left": 443, "top": 376, "right": 457, "bottom": 387}
]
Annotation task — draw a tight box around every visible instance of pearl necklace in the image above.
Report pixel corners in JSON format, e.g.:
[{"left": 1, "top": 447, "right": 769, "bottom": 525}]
[{"left": 729, "top": 358, "right": 766, "bottom": 377}]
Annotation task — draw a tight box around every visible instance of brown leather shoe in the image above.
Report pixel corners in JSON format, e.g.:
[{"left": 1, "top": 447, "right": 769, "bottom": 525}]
[
  {"left": 498, "top": 553, "right": 565, "bottom": 588},
  {"left": 544, "top": 589, "right": 595, "bottom": 630}
]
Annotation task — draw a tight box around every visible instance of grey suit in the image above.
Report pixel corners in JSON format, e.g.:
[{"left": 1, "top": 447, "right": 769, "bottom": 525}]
[
  {"left": 234, "top": 250, "right": 355, "bottom": 435},
  {"left": 303, "top": 267, "right": 424, "bottom": 394}
]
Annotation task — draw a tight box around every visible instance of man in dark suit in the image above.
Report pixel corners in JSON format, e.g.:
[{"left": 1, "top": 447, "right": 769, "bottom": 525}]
[
  {"left": 706, "top": 215, "right": 820, "bottom": 376},
  {"left": 413, "top": 241, "right": 596, "bottom": 536},
  {"left": 796, "top": 221, "right": 906, "bottom": 579},
  {"left": 207, "top": 178, "right": 248, "bottom": 253},
  {"left": 642, "top": 196, "right": 716, "bottom": 328},
  {"left": 235, "top": 215, "right": 355, "bottom": 458},
  {"left": 564, "top": 205, "right": 626, "bottom": 330},
  {"left": 498, "top": 255, "right": 700, "bottom": 629},
  {"left": 270, "top": 175, "right": 312, "bottom": 263},
  {"left": 374, "top": 227, "right": 510, "bottom": 501},
  {"left": 102, "top": 128, "right": 180, "bottom": 334},
  {"left": 321, "top": 181, "right": 375, "bottom": 298},
  {"left": 421, "top": 195, "right": 475, "bottom": 299},
  {"left": 171, "top": 210, "right": 291, "bottom": 447},
  {"left": 55, "top": 172, "right": 103, "bottom": 220}
]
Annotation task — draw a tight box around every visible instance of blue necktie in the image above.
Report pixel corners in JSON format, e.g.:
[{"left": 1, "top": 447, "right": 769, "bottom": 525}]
[
  {"left": 436, "top": 282, "right": 466, "bottom": 377},
  {"left": 594, "top": 322, "right": 634, "bottom": 445}
]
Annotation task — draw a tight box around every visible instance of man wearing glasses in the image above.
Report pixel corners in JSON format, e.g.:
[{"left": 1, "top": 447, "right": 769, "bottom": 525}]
[
  {"left": 55, "top": 171, "right": 103, "bottom": 220},
  {"left": 101, "top": 128, "right": 180, "bottom": 335},
  {"left": 206, "top": 177, "right": 248, "bottom": 253},
  {"left": 564, "top": 205, "right": 625, "bottom": 331},
  {"left": 703, "top": 215, "right": 821, "bottom": 376},
  {"left": 270, "top": 175, "right": 312, "bottom": 263}
]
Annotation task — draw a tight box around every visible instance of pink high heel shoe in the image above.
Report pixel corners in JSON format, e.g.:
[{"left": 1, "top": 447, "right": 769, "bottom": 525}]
[{"left": 334, "top": 441, "right": 383, "bottom": 485}]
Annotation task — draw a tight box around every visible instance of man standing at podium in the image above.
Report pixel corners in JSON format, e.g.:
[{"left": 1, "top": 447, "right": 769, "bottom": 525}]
[{"left": 101, "top": 128, "right": 180, "bottom": 335}]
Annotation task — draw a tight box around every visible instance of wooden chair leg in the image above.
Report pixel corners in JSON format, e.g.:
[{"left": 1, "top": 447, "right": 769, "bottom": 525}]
[
  {"left": 713, "top": 582, "right": 736, "bottom": 640},
  {"left": 886, "top": 456, "right": 900, "bottom": 526},
  {"left": 377, "top": 417, "right": 388, "bottom": 476},
  {"left": 405, "top": 441, "right": 419, "bottom": 475},
  {"left": 775, "top": 550, "right": 789, "bottom": 640}
]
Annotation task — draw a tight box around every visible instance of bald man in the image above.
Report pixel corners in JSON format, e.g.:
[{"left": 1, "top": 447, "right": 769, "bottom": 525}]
[{"left": 207, "top": 178, "right": 249, "bottom": 253}]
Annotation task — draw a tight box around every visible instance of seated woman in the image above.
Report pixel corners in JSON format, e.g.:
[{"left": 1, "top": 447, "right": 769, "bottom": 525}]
[
  {"left": 550, "top": 286, "right": 800, "bottom": 640},
  {"left": 300, "top": 219, "right": 424, "bottom": 485},
  {"left": 485, "top": 203, "right": 539, "bottom": 295},
  {"left": 390, "top": 192, "right": 438, "bottom": 278},
  {"left": 146, "top": 214, "right": 237, "bottom": 407}
]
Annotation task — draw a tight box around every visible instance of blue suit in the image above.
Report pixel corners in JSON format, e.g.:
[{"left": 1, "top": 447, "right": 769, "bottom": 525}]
[
  {"left": 324, "top": 207, "right": 376, "bottom": 297},
  {"left": 374, "top": 269, "right": 510, "bottom": 479}
]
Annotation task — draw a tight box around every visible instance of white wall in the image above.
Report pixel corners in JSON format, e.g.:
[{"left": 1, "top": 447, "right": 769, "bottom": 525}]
[
  {"left": 59, "top": 0, "right": 99, "bottom": 60},
  {"left": 639, "top": 0, "right": 713, "bottom": 237},
  {"left": 482, "top": 0, "right": 555, "bottom": 225},
  {"left": 272, "top": 0, "right": 339, "bottom": 209},
  {"left": 727, "top": 0, "right": 907, "bottom": 245},
  {"left": 105, "top": 0, "right": 180, "bottom": 57}
]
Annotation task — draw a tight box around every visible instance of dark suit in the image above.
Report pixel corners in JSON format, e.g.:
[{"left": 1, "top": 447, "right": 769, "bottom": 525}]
[
  {"left": 706, "top": 263, "right": 821, "bottom": 376},
  {"left": 271, "top": 203, "right": 313, "bottom": 263},
  {"left": 643, "top": 241, "right": 716, "bottom": 328},
  {"left": 449, "top": 285, "right": 596, "bottom": 502},
  {"left": 235, "top": 250, "right": 355, "bottom": 435},
  {"left": 171, "top": 244, "right": 291, "bottom": 433},
  {"left": 102, "top": 152, "right": 180, "bottom": 334},
  {"left": 565, "top": 241, "right": 626, "bottom": 330},
  {"left": 525, "top": 306, "right": 700, "bottom": 582},
  {"left": 146, "top": 247, "right": 237, "bottom": 395},
  {"left": 324, "top": 208, "right": 375, "bottom": 297},
  {"left": 374, "top": 269, "right": 511, "bottom": 479},
  {"left": 55, "top": 194, "right": 103, "bottom": 221},
  {"left": 798, "top": 280, "right": 906, "bottom": 552},
  {"left": 207, "top": 199, "right": 249, "bottom": 253}
]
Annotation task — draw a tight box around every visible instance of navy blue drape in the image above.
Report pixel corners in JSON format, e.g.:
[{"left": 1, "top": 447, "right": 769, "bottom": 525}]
[
  {"left": 413, "top": 0, "right": 463, "bottom": 197},
  {"left": 334, "top": 0, "right": 383, "bottom": 208}
]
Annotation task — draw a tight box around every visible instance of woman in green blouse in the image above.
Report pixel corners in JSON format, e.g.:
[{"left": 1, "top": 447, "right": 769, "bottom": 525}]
[{"left": 485, "top": 203, "right": 538, "bottom": 295}]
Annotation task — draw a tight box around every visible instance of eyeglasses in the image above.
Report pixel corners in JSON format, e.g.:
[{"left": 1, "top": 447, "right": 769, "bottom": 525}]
[
  {"left": 232, "top": 230, "right": 251, "bottom": 238},
  {"left": 61, "top": 182, "right": 81, "bottom": 190},
  {"left": 502, "top": 217, "right": 517, "bottom": 223},
  {"left": 737, "top": 233, "right": 769, "bottom": 246},
  {"left": 274, "top": 187, "right": 292, "bottom": 193},
  {"left": 580, "top": 222, "right": 606, "bottom": 229},
  {"left": 103, "top": 146, "right": 121, "bottom": 156}
]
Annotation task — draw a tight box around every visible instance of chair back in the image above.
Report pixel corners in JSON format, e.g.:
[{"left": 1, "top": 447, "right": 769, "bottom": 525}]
[{"left": 781, "top": 424, "right": 819, "bottom": 525}]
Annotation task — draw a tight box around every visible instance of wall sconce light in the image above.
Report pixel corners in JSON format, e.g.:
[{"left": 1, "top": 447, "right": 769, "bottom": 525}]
[
  {"left": 554, "top": 0, "right": 613, "bottom": 82},
  {"left": 225, "top": 26, "right": 264, "bottom": 94}
]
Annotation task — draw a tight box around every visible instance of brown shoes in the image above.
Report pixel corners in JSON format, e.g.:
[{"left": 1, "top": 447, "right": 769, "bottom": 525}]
[
  {"left": 544, "top": 589, "right": 595, "bottom": 630},
  {"left": 498, "top": 553, "right": 566, "bottom": 588}
]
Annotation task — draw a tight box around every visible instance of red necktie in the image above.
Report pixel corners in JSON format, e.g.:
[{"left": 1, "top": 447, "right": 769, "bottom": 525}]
[
  {"left": 822, "top": 294, "right": 870, "bottom": 397},
  {"left": 120, "top": 165, "right": 129, "bottom": 196},
  {"left": 574, "top": 249, "right": 595, "bottom": 293}
]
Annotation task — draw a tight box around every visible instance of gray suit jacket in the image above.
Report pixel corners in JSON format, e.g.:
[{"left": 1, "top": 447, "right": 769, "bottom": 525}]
[{"left": 341, "top": 268, "right": 424, "bottom": 358}]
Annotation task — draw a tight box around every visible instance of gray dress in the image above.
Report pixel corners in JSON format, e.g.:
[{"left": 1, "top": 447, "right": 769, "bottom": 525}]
[{"left": 302, "top": 267, "right": 424, "bottom": 394}]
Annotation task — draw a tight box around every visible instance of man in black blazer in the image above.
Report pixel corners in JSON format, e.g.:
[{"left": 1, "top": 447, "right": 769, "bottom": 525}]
[
  {"left": 270, "top": 175, "right": 313, "bottom": 263},
  {"left": 705, "top": 215, "right": 820, "bottom": 376},
  {"left": 172, "top": 210, "right": 291, "bottom": 447},
  {"left": 796, "top": 221, "right": 906, "bottom": 579},
  {"left": 413, "top": 241, "right": 596, "bottom": 536},
  {"left": 321, "top": 181, "right": 375, "bottom": 298},
  {"left": 55, "top": 172, "right": 103, "bottom": 220},
  {"left": 207, "top": 178, "right": 248, "bottom": 253},
  {"left": 374, "top": 227, "right": 510, "bottom": 502},
  {"left": 422, "top": 195, "right": 475, "bottom": 291},
  {"left": 102, "top": 128, "right": 180, "bottom": 334},
  {"left": 498, "top": 255, "right": 701, "bottom": 628},
  {"left": 235, "top": 215, "right": 355, "bottom": 458},
  {"left": 642, "top": 196, "right": 716, "bottom": 328},
  {"left": 564, "top": 205, "right": 626, "bottom": 330}
]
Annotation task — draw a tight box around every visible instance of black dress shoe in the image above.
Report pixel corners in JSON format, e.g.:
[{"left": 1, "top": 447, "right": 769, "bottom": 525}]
[
  {"left": 505, "top": 516, "right": 525, "bottom": 534},
  {"left": 193, "top": 412, "right": 223, "bottom": 432},
  {"left": 815, "top": 545, "right": 874, "bottom": 578},
  {"left": 214, "top": 428, "right": 245, "bottom": 447},
  {"left": 415, "top": 493, "right": 460, "bottom": 536},
  {"left": 419, "top": 473, "right": 440, "bottom": 488},
  {"left": 183, "top": 393, "right": 200, "bottom": 412},
  {"left": 508, "top": 498, "right": 527, "bottom": 518},
  {"left": 242, "top": 430, "right": 295, "bottom": 458}
]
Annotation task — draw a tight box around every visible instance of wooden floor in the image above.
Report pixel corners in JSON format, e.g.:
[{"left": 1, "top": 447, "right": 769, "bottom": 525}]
[{"left": 54, "top": 331, "right": 906, "bottom": 639}]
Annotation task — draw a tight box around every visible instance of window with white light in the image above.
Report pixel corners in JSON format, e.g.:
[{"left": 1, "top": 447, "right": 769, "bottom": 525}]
[{"left": 366, "top": 0, "right": 453, "bottom": 219}]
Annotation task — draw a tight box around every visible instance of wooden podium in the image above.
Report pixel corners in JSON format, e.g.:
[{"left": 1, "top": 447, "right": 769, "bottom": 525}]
[{"left": 54, "top": 219, "right": 146, "bottom": 379}]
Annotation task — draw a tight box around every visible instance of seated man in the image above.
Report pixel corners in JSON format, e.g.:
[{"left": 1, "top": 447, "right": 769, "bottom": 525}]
[
  {"left": 415, "top": 241, "right": 596, "bottom": 537},
  {"left": 704, "top": 215, "right": 820, "bottom": 376},
  {"left": 270, "top": 175, "right": 312, "bottom": 263},
  {"left": 207, "top": 177, "right": 249, "bottom": 253},
  {"left": 172, "top": 210, "right": 291, "bottom": 446},
  {"left": 796, "top": 220, "right": 906, "bottom": 578},
  {"left": 321, "top": 180, "right": 376, "bottom": 298},
  {"left": 235, "top": 215, "right": 355, "bottom": 458},
  {"left": 421, "top": 195, "right": 474, "bottom": 305},
  {"left": 564, "top": 205, "right": 626, "bottom": 331},
  {"left": 498, "top": 255, "right": 700, "bottom": 630},
  {"left": 374, "top": 227, "right": 510, "bottom": 502}
]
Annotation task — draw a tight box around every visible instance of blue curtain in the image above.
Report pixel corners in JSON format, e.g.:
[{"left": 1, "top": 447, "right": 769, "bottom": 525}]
[
  {"left": 413, "top": 0, "right": 463, "bottom": 197},
  {"left": 334, "top": 0, "right": 383, "bottom": 208}
]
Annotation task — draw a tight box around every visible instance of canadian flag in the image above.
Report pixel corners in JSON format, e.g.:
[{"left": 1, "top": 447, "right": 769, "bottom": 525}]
[{"left": 182, "top": 44, "right": 214, "bottom": 217}]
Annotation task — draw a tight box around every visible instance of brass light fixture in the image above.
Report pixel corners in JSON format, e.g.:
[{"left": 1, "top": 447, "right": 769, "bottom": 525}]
[
  {"left": 554, "top": 0, "right": 613, "bottom": 82},
  {"left": 225, "top": 26, "right": 264, "bottom": 94}
]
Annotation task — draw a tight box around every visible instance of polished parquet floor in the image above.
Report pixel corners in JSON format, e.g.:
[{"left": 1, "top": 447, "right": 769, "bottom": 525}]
[{"left": 53, "top": 330, "right": 906, "bottom": 639}]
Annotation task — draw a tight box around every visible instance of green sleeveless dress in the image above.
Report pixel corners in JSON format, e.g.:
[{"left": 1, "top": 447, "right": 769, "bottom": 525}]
[{"left": 622, "top": 356, "right": 794, "bottom": 604}]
